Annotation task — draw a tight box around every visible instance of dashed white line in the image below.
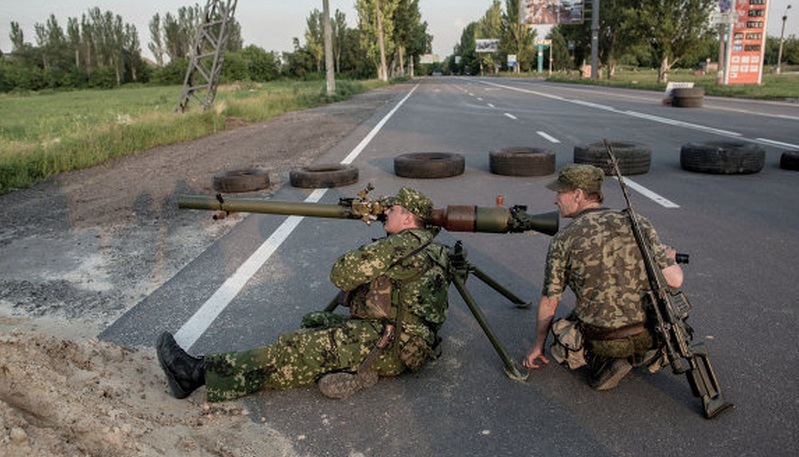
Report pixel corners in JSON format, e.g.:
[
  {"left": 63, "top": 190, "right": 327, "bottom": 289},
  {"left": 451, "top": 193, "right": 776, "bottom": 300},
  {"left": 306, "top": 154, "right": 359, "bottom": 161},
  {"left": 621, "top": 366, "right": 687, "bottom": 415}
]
[
  {"left": 537, "top": 131, "right": 561, "bottom": 143},
  {"left": 504, "top": 113, "right": 518, "bottom": 120}
]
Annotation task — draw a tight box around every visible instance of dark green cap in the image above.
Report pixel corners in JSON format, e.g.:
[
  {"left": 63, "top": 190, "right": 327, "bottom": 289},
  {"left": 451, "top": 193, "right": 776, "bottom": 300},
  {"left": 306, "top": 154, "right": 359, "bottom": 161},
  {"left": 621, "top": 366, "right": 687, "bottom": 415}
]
[
  {"left": 386, "top": 187, "right": 433, "bottom": 222},
  {"left": 546, "top": 164, "right": 605, "bottom": 193}
]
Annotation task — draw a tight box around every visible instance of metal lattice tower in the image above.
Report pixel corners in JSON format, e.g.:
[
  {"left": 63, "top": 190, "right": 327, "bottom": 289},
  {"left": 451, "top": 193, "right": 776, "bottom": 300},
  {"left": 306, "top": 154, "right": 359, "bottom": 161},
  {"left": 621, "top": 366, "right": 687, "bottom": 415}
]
[{"left": 176, "top": 0, "right": 238, "bottom": 112}]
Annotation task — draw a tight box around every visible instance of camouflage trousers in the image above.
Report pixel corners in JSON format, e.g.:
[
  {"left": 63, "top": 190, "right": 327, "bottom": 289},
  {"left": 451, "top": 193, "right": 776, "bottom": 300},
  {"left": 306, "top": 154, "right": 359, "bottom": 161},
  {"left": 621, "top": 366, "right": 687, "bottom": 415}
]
[{"left": 204, "top": 315, "right": 406, "bottom": 402}]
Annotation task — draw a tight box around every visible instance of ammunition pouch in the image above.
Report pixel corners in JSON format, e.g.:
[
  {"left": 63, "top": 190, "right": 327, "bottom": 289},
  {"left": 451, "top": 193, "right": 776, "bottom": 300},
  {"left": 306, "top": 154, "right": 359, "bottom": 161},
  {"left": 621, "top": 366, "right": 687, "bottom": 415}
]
[
  {"left": 398, "top": 332, "right": 436, "bottom": 372},
  {"left": 349, "top": 275, "right": 395, "bottom": 321},
  {"left": 550, "top": 318, "right": 587, "bottom": 369}
]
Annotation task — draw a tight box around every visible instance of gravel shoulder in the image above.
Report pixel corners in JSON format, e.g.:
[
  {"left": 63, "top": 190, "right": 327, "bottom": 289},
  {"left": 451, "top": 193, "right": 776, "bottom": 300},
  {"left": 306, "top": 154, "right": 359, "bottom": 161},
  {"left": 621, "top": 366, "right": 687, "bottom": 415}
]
[{"left": 0, "top": 84, "right": 403, "bottom": 456}]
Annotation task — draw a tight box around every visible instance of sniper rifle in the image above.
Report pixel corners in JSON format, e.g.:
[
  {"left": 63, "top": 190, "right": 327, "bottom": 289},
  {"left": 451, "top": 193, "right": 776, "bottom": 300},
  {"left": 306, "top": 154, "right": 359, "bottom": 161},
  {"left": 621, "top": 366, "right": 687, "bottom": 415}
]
[{"left": 603, "top": 139, "right": 733, "bottom": 419}]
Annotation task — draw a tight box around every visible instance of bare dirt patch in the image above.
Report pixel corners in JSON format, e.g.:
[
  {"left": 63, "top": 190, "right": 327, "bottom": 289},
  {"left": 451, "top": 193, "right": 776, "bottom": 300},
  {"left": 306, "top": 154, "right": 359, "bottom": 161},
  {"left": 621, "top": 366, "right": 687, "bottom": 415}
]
[{"left": 0, "top": 85, "right": 402, "bottom": 456}]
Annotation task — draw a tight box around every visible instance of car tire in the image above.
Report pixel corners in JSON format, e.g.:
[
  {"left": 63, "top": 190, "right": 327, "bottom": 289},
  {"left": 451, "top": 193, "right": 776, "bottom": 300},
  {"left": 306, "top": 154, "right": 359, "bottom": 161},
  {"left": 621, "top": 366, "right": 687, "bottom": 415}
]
[
  {"left": 780, "top": 151, "right": 799, "bottom": 171},
  {"left": 212, "top": 168, "right": 270, "bottom": 193},
  {"left": 672, "top": 87, "right": 704, "bottom": 108},
  {"left": 489, "top": 147, "right": 555, "bottom": 176},
  {"left": 680, "top": 141, "right": 765, "bottom": 174},
  {"left": 289, "top": 164, "right": 359, "bottom": 188},
  {"left": 573, "top": 141, "right": 651, "bottom": 175},
  {"left": 394, "top": 152, "right": 465, "bottom": 179}
]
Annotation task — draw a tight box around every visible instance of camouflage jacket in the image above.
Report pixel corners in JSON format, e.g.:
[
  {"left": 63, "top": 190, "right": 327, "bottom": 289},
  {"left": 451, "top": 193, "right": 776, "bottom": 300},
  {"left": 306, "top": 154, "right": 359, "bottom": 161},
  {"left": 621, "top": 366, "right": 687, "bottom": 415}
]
[
  {"left": 543, "top": 208, "right": 675, "bottom": 330},
  {"left": 329, "top": 228, "right": 450, "bottom": 344}
]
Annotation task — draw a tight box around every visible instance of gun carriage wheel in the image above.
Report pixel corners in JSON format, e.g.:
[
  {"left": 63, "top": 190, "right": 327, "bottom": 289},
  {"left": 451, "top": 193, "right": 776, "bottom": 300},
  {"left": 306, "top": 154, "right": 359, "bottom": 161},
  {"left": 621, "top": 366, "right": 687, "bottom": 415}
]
[{"left": 489, "top": 147, "right": 555, "bottom": 177}]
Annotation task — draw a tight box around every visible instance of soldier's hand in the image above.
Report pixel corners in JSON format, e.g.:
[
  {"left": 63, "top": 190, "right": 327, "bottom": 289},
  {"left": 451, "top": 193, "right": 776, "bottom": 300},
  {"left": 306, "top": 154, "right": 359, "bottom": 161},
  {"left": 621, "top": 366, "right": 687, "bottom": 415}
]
[{"left": 523, "top": 348, "right": 549, "bottom": 369}]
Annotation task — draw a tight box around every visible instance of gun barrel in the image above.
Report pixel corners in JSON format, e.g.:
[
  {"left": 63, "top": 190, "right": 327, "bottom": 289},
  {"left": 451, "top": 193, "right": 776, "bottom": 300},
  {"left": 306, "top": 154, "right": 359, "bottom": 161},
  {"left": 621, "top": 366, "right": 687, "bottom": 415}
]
[
  {"left": 177, "top": 195, "right": 559, "bottom": 236},
  {"left": 178, "top": 195, "right": 353, "bottom": 219}
]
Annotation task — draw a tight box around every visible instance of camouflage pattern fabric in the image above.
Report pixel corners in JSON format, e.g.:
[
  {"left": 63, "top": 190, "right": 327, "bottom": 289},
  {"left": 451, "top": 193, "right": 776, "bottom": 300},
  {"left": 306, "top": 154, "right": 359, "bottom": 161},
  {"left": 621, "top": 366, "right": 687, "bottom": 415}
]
[
  {"left": 204, "top": 227, "right": 449, "bottom": 402},
  {"left": 543, "top": 208, "right": 675, "bottom": 331}
]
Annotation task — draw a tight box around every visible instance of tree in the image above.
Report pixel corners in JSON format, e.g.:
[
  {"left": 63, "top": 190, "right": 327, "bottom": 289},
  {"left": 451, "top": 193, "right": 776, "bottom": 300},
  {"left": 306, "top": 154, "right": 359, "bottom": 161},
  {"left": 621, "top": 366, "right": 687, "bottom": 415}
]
[
  {"left": 357, "top": 0, "right": 398, "bottom": 81},
  {"left": 635, "top": 0, "right": 716, "bottom": 83},
  {"left": 392, "top": 0, "right": 430, "bottom": 77},
  {"left": 148, "top": 14, "right": 166, "bottom": 67},
  {"left": 502, "top": 0, "right": 536, "bottom": 73},
  {"left": 304, "top": 9, "right": 324, "bottom": 72},
  {"left": 476, "top": 1, "right": 502, "bottom": 74}
]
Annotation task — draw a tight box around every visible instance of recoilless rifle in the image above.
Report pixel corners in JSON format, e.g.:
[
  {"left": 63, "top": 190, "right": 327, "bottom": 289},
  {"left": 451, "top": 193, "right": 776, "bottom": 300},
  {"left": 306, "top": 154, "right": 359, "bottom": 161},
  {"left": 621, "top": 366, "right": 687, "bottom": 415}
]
[
  {"left": 178, "top": 185, "right": 558, "bottom": 380},
  {"left": 603, "top": 139, "right": 733, "bottom": 419}
]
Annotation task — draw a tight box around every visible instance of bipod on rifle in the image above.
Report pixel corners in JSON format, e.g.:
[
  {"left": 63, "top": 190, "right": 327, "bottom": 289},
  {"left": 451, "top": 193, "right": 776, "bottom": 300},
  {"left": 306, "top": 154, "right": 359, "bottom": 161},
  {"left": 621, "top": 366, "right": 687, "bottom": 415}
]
[{"left": 447, "top": 241, "right": 529, "bottom": 381}]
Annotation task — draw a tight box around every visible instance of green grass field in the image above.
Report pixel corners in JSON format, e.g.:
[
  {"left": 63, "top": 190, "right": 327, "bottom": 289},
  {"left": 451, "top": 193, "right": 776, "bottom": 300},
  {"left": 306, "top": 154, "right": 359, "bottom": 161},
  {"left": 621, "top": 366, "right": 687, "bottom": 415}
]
[{"left": 0, "top": 80, "right": 386, "bottom": 194}]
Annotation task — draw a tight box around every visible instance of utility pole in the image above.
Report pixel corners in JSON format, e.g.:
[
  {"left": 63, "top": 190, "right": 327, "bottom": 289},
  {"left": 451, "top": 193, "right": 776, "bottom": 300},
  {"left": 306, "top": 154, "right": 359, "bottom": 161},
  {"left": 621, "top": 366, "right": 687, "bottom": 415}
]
[
  {"left": 591, "top": 0, "right": 600, "bottom": 79},
  {"left": 777, "top": 5, "right": 792, "bottom": 75},
  {"left": 323, "top": 0, "right": 335, "bottom": 95}
]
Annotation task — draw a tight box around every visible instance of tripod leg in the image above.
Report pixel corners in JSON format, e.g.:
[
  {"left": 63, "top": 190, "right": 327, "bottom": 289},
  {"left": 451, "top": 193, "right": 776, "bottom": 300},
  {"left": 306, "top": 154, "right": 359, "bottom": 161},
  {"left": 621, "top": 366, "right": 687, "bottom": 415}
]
[
  {"left": 451, "top": 275, "right": 529, "bottom": 381},
  {"left": 470, "top": 265, "right": 532, "bottom": 308}
]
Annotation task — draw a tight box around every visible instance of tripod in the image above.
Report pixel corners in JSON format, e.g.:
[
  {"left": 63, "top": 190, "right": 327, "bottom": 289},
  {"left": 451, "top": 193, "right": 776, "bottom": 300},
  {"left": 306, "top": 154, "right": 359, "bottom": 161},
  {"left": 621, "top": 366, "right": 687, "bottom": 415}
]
[{"left": 448, "top": 240, "right": 530, "bottom": 381}]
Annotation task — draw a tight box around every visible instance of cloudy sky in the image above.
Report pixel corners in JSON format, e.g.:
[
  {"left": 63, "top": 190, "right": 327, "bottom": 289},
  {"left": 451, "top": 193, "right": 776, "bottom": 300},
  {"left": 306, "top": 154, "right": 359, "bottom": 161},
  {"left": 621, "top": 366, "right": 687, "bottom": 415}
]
[{"left": 0, "top": 1, "right": 796, "bottom": 60}]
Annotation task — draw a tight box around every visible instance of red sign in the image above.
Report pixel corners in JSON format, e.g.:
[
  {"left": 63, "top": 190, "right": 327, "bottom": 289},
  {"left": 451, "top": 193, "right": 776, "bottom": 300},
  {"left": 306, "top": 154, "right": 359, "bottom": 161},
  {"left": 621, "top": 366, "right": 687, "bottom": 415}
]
[{"left": 728, "top": 0, "right": 770, "bottom": 84}]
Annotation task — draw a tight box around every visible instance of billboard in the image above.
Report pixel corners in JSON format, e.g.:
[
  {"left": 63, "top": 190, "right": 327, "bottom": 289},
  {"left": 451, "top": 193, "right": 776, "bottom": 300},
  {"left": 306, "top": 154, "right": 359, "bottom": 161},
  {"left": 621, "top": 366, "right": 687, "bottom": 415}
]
[
  {"left": 476, "top": 39, "right": 500, "bottom": 53},
  {"left": 728, "top": 0, "right": 770, "bottom": 84},
  {"left": 523, "top": 0, "right": 584, "bottom": 25}
]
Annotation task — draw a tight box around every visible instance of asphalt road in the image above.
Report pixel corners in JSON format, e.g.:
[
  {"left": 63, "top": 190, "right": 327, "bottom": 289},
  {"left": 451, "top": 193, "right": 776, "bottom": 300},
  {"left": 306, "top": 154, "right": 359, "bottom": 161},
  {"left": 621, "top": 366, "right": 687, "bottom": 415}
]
[{"left": 101, "top": 77, "right": 799, "bottom": 457}]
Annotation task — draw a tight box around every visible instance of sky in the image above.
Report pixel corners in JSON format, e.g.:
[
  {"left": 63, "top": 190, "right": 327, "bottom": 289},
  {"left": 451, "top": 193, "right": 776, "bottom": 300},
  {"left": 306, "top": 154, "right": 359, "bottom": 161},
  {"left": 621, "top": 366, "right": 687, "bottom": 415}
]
[{"left": 0, "top": 1, "right": 797, "bottom": 61}]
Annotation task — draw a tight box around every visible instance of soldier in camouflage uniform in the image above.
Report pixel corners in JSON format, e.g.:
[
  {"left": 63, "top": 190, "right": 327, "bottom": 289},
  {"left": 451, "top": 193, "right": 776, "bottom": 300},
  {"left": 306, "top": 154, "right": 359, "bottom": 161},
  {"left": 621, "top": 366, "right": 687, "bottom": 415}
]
[
  {"left": 157, "top": 187, "right": 451, "bottom": 401},
  {"left": 523, "top": 164, "right": 684, "bottom": 390}
]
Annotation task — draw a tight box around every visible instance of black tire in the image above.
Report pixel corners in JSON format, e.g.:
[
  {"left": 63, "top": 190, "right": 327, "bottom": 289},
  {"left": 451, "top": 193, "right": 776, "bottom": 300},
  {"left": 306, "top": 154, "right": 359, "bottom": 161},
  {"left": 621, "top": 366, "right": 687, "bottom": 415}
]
[
  {"left": 672, "top": 87, "right": 704, "bottom": 108},
  {"left": 680, "top": 141, "right": 765, "bottom": 174},
  {"left": 489, "top": 147, "right": 555, "bottom": 176},
  {"left": 394, "top": 152, "right": 465, "bottom": 179},
  {"left": 573, "top": 141, "right": 651, "bottom": 176},
  {"left": 212, "top": 168, "right": 270, "bottom": 193},
  {"left": 780, "top": 151, "right": 799, "bottom": 171},
  {"left": 289, "top": 164, "right": 359, "bottom": 188}
]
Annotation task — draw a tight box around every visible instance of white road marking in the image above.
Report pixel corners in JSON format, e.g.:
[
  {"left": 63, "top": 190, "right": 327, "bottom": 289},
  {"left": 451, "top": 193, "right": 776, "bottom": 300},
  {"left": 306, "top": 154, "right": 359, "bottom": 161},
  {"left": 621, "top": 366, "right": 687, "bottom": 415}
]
[
  {"left": 537, "top": 131, "right": 560, "bottom": 143},
  {"left": 175, "top": 85, "right": 419, "bottom": 349},
  {"left": 504, "top": 113, "right": 518, "bottom": 120},
  {"left": 617, "top": 177, "right": 680, "bottom": 208}
]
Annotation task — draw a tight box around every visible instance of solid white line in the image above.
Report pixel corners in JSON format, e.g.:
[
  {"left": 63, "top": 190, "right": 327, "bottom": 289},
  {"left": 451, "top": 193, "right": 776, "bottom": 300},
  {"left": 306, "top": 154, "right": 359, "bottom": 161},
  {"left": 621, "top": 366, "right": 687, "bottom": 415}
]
[
  {"left": 755, "top": 138, "right": 799, "bottom": 149},
  {"left": 342, "top": 85, "right": 418, "bottom": 164},
  {"left": 175, "top": 84, "right": 419, "bottom": 349},
  {"left": 537, "top": 131, "right": 561, "bottom": 143},
  {"left": 619, "top": 177, "right": 680, "bottom": 208}
]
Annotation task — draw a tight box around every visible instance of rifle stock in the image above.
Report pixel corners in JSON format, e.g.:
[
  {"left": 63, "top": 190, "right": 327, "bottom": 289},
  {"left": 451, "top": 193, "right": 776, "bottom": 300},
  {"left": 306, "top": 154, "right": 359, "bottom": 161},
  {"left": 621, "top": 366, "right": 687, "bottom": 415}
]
[{"left": 603, "top": 139, "right": 732, "bottom": 419}]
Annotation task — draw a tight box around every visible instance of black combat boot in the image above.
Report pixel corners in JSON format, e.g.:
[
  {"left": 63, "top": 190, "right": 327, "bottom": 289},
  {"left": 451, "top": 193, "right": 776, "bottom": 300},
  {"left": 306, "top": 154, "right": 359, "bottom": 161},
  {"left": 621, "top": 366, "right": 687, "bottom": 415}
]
[{"left": 156, "top": 331, "right": 205, "bottom": 399}]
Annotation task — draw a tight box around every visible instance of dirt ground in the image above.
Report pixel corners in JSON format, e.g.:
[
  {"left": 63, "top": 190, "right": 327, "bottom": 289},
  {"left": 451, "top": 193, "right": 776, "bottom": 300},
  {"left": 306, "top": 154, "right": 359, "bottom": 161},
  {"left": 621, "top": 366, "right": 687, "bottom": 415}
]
[{"left": 0, "top": 84, "right": 403, "bottom": 456}]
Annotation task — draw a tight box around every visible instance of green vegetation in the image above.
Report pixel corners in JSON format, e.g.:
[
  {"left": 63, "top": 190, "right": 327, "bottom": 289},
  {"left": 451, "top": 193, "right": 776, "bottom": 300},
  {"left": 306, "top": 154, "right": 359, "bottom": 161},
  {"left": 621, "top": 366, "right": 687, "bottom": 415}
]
[
  {"left": 0, "top": 80, "right": 386, "bottom": 194},
  {"left": 545, "top": 68, "right": 799, "bottom": 100}
]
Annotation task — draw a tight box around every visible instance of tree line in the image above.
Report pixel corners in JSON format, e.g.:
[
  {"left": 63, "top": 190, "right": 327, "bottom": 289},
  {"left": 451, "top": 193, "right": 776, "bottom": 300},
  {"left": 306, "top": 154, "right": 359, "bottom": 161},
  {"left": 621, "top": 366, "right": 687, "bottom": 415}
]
[
  {"left": 0, "top": 1, "right": 432, "bottom": 92},
  {"left": 447, "top": 0, "right": 799, "bottom": 82}
]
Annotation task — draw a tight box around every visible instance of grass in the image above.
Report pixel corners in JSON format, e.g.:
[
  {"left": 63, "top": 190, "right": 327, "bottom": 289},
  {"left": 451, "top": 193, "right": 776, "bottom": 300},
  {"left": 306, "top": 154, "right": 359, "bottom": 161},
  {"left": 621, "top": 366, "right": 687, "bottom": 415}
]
[
  {"left": 0, "top": 79, "right": 387, "bottom": 194},
  {"left": 544, "top": 68, "right": 799, "bottom": 100}
]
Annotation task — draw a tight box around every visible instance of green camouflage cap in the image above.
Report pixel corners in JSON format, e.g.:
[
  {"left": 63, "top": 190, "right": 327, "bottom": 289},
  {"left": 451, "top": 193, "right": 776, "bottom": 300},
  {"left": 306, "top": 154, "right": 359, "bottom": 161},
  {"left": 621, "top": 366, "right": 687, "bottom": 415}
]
[
  {"left": 387, "top": 187, "right": 433, "bottom": 222},
  {"left": 546, "top": 164, "right": 605, "bottom": 193}
]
